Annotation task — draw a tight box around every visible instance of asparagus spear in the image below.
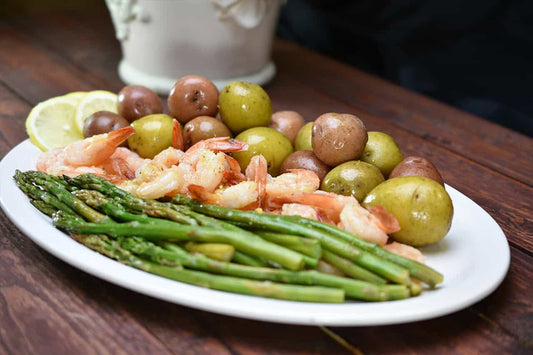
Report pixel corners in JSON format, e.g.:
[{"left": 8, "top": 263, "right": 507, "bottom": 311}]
[
  {"left": 322, "top": 250, "right": 387, "bottom": 285},
  {"left": 52, "top": 209, "right": 305, "bottom": 271},
  {"left": 172, "top": 196, "right": 410, "bottom": 285},
  {"left": 118, "top": 237, "right": 408, "bottom": 301},
  {"left": 293, "top": 218, "right": 444, "bottom": 287},
  {"left": 232, "top": 251, "right": 268, "bottom": 267},
  {"left": 253, "top": 231, "right": 322, "bottom": 259},
  {"left": 19, "top": 171, "right": 110, "bottom": 223},
  {"left": 74, "top": 189, "right": 310, "bottom": 271},
  {"left": 75, "top": 234, "right": 344, "bottom": 303}
]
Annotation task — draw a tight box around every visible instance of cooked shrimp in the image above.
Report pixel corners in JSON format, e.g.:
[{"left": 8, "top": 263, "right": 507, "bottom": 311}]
[
  {"left": 271, "top": 191, "right": 355, "bottom": 223},
  {"left": 188, "top": 181, "right": 259, "bottom": 209},
  {"left": 37, "top": 126, "right": 135, "bottom": 178},
  {"left": 338, "top": 201, "right": 400, "bottom": 246},
  {"left": 171, "top": 119, "right": 184, "bottom": 151},
  {"left": 265, "top": 169, "right": 320, "bottom": 198},
  {"left": 383, "top": 242, "right": 426, "bottom": 263},
  {"left": 151, "top": 147, "right": 184, "bottom": 169},
  {"left": 246, "top": 155, "right": 268, "bottom": 207},
  {"left": 119, "top": 165, "right": 185, "bottom": 199},
  {"left": 108, "top": 147, "right": 147, "bottom": 171},
  {"left": 180, "top": 137, "right": 247, "bottom": 167},
  {"left": 63, "top": 126, "right": 135, "bottom": 166},
  {"left": 281, "top": 203, "right": 319, "bottom": 220}
]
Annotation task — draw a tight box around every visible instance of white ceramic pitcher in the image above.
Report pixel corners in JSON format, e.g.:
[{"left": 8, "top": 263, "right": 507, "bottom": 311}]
[{"left": 105, "top": 0, "right": 282, "bottom": 94}]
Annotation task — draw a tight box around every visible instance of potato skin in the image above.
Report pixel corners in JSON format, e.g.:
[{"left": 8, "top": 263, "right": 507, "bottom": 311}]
[
  {"left": 294, "top": 122, "right": 313, "bottom": 151},
  {"left": 270, "top": 111, "right": 306, "bottom": 145},
  {"left": 312, "top": 113, "right": 367, "bottom": 166},
  {"left": 321, "top": 160, "right": 384, "bottom": 202},
  {"left": 83, "top": 110, "right": 130, "bottom": 138},
  {"left": 117, "top": 85, "right": 163, "bottom": 123},
  {"left": 183, "top": 116, "right": 232, "bottom": 149},
  {"left": 280, "top": 150, "right": 330, "bottom": 181},
  {"left": 363, "top": 176, "right": 453, "bottom": 246},
  {"left": 168, "top": 75, "right": 219, "bottom": 124},
  {"left": 389, "top": 156, "right": 444, "bottom": 185}
]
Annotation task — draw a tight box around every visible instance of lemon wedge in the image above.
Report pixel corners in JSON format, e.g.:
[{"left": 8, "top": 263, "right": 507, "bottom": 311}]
[
  {"left": 26, "top": 96, "right": 84, "bottom": 151},
  {"left": 74, "top": 90, "right": 118, "bottom": 134}
]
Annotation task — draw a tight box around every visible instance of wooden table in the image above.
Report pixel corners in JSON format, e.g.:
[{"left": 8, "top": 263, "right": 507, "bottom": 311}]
[{"left": 1, "top": 5, "right": 531, "bottom": 355}]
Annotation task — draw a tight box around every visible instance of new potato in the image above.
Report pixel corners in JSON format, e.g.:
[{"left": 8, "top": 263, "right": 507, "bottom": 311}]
[
  {"left": 128, "top": 114, "right": 175, "bottom": 159},
  {"left": 321, "top": 160, "right": 384, "bottom": 202},
  {"left": 361, "top": 131, "right": 403, "bottom": 177},
  {"left": 233, "top": 127, "right": 293, "bottom": 176},
  {"left": 219, "top": 81, "right": 272, "bottom": 134},
  {"left": 363, "top": 176, "right": 453, "bottom": 246},
  {"left": 294, "top": 122, "right": 313, "bottom": 151}
]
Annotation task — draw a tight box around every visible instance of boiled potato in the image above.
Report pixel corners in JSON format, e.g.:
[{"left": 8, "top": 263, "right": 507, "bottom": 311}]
[
  {"left": 389, "top": 156, "right": 444, "bottom": 185},
  {"left": 270, "top": 110, "right": 306, "bottom": 144},
  {"left": 363, "top": 176, "right": 453, "bottom": 246},
  {"left": 127, "top": 114, "right": 174, "bottom": 158},
  {"left": 233, "top": 127, "right": 293, "bottom": 176},
  {"left": 280, "top": 150, "right": 331, "bottom": 181},
  {"left": 312, "top": 113, "right": 367, "bottom": 166},
  {"left": 321, "top": 160, "right": 384, "bottom": 202},
  {"left": 361, "top": 131, "right": 403, "bottom": 177},
  {"left": 218, "top": 81, "right": 271, "bottom": 134},
  {"left": 294, "top": 122, "right": 313, "bottom": 151}
]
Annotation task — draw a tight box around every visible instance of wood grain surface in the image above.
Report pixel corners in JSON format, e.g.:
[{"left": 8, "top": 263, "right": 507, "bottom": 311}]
[{"left": 0, "top": 5, "right": 531, "bottom": 355}]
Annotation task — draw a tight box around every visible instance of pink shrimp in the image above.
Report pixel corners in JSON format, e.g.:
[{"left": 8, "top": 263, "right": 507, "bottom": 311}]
[
  {"left": 63, "top": 126, "right": 135, "bottom": 166},
  {"left": 338, "top": 201, "right": 400, "bottom": 246},
  {"left": 180, "top": 137, "right": 247, "bottom": 166},
  {"left": 245, "top": 155, "right": 268, "bottom": 207},
  {"left": 37, "top": 126, "right": 135, "bottom": 179},
  {"left": 171, "top": 119, "right": 184, "bottom": 151},
  {"left": 270, "top": 191, "right": 355, "bottom": 223},
  {"left": 188, "top": 182, "right": 259, "bottom": 209},
  {"left": 383, "top": 242, "right": 426, "bottom": 263}
]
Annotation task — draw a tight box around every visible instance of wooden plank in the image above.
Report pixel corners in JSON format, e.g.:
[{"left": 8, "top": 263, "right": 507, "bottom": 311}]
[
  {"left": 273, "top": 40, "right": 533, "bottom": 186},
  {"left": 5, "top": 11, "right": 122, "bottom": 91},
  {"left": 195, "top": 312, "right": 351, "bottom": 355},
  {"left": 0, "top": 211, "right": 173, "bottom": 355},
  {"left": 0, "top": 22, "right": 114, "bottom": 104},
  {"left": 0, "top": 82, "right": 27, "bottom": 156},
  {"left": 471, "top": 248, "right": 533, "bottom": 348}
]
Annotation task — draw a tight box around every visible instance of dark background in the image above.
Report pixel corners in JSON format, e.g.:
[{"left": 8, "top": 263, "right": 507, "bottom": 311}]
[{"left": 277, "top": 0, "right": 533, "bottom": 137}]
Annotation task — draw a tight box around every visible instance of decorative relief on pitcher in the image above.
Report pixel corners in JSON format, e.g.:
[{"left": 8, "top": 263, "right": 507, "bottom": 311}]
[
  {"left": 105, "top": 0, "right": 149, "bottom": 40},
  {"left": 211, "top": 0, "right": 279, "bottom": 29}
]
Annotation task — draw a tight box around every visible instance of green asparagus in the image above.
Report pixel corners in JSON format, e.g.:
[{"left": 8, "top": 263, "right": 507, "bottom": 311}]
[{"left": 75, "top": 234, "right": 344, "bottom": 303}]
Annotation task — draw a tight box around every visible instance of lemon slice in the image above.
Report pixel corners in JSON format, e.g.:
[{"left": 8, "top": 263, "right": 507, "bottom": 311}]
[
  {"left": 26, "top": 96, "right": 84, "bottom": 151},
  {"left": 64, "top": 91, "right": 87, "bottom": 103},
  {"left": 74, "top": 90, "right": 118, "bottom": 133}
]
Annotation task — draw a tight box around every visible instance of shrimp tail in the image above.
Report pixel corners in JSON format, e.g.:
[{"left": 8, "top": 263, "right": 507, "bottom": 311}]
[
  {"left": 270, "top": 192, "right": 345, "bottom": 224},
  {"left": 222, "top": 170, "right": 247, "bottom": 185},
  {"left": 224, "top": 155, "right": 242, "bottom": 173},
  {"left": 101, "top": 157, "right": 136, "bottom": 180},
  {"left": 172, "top": 119, "right": 184, "bottom": 150},
  {"left": 246, "top": 155, "right": 268, "bottom": 208},
  {"left": 187, "top": 184, "right": 220, "bottom": 204},
  {"left": 106, "top": 126, "right": 136, "bottom": 147},
  {"left": 198, "top": 137, "right": 248, "bottom": 153},
  {"left": 366, "top": 205, "right": 401, "bottom": 233}
]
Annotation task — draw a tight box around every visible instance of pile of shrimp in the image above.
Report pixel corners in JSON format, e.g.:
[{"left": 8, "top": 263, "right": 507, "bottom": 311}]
[{"left": 36, "top": 123, "right": 425, "bottom": 263}]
